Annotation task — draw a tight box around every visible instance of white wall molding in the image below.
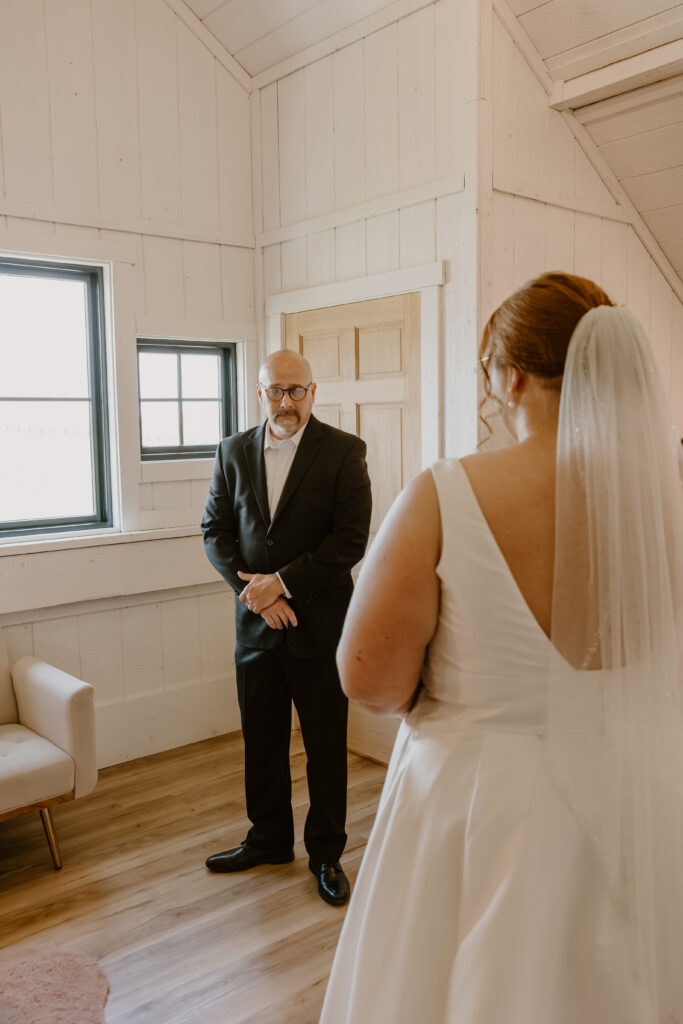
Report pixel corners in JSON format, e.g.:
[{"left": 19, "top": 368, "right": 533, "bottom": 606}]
[
  {"left": 265, "top": 260, "right": 445, "bottom": 316},
  {"left": 250, "top": 0, "right": 438, "bottom": 92},
  {"left": 492, "top": 0, "right": 552, "bottom": 97},
  {"left": 136, "top": 315, "right": 258, "bottom": 342},
  {"left": 545, "top": 7, "right": 683, "bottom": 84},
  {"left": 550, "top": 39, "right": 683, "bottom": 112},
  {"left": 492, "top": 171, "right": 630, "bottom": 224},
  {"left": 0, "top": 199, "right": 255, "bottom": 250},
  {"left": 164, "top": 0, "right": 251, "bottom": 94},
  {"left": 0, "top": 581, "right": 226, "bottom": 628},
  {"left": 574, "top": 74, "right": 683, "bottom": 127},
  {"left": 561, "top": 112, "right": 683, "bottom": 306},
  {"left": 0, "top": 229, "right": 137, "bottom": 264},
  {"left": 258, "top": 174, "right": 465, "bottom": 248}
]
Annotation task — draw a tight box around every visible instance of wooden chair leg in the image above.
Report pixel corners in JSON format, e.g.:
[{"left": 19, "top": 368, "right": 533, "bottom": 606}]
[{"left": 39, "top": 807, "right": 62, "bottom": 870}]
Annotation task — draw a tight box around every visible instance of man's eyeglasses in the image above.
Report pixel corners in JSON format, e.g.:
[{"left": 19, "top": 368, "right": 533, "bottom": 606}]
[{"left": 259, "top": 383, "right": 313, "bottom": 402}]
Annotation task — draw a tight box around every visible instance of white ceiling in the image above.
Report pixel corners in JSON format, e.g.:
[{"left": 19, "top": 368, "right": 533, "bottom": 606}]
[{"left": 183, "top": 0, "right": 402, "bottom": 76}]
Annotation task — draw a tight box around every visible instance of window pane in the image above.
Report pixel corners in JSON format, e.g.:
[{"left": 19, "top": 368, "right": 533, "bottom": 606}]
[
  {"left": 182, "top": 401, "right": 221, "bottom": 445},
  {"left": 138, "top": 352, "right": 178, "bottom": 399},
  {"left": 0, "top": 401, "right": 94, "bottom": 521},
  {"left": 181, "top": 353, "right": 220, "bottom": 398},
  {"left": 140, "top": 401, "right": 180, "bottom": 447},
  {"left": 0, "top": 274, "right": 89, "bottom": 398}
]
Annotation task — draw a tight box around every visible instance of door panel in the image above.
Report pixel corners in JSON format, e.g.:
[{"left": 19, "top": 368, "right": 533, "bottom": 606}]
[{"left": 285, "top": 292, "right": 421, "bottom": 764}]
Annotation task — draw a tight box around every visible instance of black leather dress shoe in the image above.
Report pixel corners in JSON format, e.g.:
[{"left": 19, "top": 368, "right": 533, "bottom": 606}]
[
  {"left": 206, "top": 842, "right": 294, "bottom": 873},
  {"left": 309, "top": 860, "right": 350, "bottom": 906}
]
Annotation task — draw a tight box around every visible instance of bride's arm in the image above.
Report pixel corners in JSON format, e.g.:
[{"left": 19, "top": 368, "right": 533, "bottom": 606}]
[{"left": 336, "top": 469, "right": 441, "bottom": 715}]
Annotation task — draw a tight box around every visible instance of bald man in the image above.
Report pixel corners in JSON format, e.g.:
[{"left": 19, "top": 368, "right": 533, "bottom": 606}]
[{"left": 202, "top": 350, "right": 372, "bottom": 906}]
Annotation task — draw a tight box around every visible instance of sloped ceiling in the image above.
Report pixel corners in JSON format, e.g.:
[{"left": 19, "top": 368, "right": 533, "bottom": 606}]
[
  {"left": 182, "top": 0, "right": 402, "bottom": 76},
  {"left": 182, "top": 0, "right": 683, "bottom": 286}
]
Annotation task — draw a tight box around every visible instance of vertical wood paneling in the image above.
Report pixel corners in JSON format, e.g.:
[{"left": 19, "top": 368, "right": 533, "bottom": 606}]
[
  {"left": 435, "top": 0, "right": 467, "bottom": 179},
  {"left": 122, "top": 603, "right": 163, "bottom": 698},
  {"left": 143, "top": 236, "right": 185, "bottom": 318},
  {"left": 574, "top": 144, "right": 603, "bottom": 207},
  {"left": 92, "top": 0, "right": 141, "bottom": 218},
  {"left": 335, "top": 221, "right": 366, "bottom": 281},
  {"left": 601, "top": 219, "right": 628, "bottom": 304},
  {"left": 399, "top": 201, "right": 436, "bottom": 267},
  {"left": 190, "top": 479, "right": 211, "bottom": 509},
  {"left": 626, "top": 228, "right": 651, "bottom": 329},
  {"left": 161, "top": 598, "right": 201, "bottom": 690},
  {"left": 574, "top": 212, "right": 602, "bottom": 284},
  {"left": 649, "top": 266, "right": 673, "bottom": 389},
  {"left": 398, "top": 6, "right": 436, "bottom": 190},
  {"left": 366, "top": 212, "right": 400, "bottom": 275},
  {"left": 307, "top": 230, "right": 336, "bottom": 287},
  {"left": 177, "top": 25, "right": 220, "bottom": 228},
  {"left": 670, "top": 302, "right": 683, "bottom": 431},
  {"left": 78, "top": 610, "right": 125, "bottom": 704},
  {"left": 546, "top": 110, "right": 574, "bottom": 198},
  {"left": 304, "top": 59, "right": 334, "bottom": 219},
  {"left": 491, "top": 191, "right": 515, "bottom": 311},
  {"left": 45, "top": 0, "right": 99, "bottom": 211},
  {"left": 513, "top": 197, "right": 545, "bottom": 286},
  {"left": 183, "top": 241, "right": 222, "bottom": 321},
  {"left": 217, "top": 66, "right": 253, "bottom": 235},
  {"left": 198, "top": 592, "right": 234, "bottom": 682},
  {"left": 281, "top": 237, "right": 308, "bottom": 293},
  {"left": 136, "top": 0, "right": 182, "bottom": 223},
  {"left": 260, "top": 83, "right": 281, "bottom": 233},
  {"left": 364, "top": 25, "right": 399, "bottom": 200},
  {"left": 3, "top": 624, "right": 34, "bottom": 665},
  {"left": 278, "top": 70, "right": 307, "bottom": 226},
  {"left": 512, "top": 47, "right": 546, "bottom": 185},
  {"left": 263, "top": 244, "right": 282, "bottom": 297},
  {"left": 544, "top": 205, "right": 574, "bottom": 275},
  {"left": 493, "top": 13, "right": 514, "bottom": 176},
  {"left": 333, "top": 41, "right": 366, "bottom": 210},
  {"left": 221, "top": 245, "right": 255, "bottom": 323},
  {"left": 33, "top": 618, "right": 81, "bottom": 679}
]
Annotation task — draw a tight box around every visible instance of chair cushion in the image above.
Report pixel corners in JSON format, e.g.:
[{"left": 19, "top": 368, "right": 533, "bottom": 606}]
[{"left": 0, "top": 724, "right": 74, "bottom": 814}]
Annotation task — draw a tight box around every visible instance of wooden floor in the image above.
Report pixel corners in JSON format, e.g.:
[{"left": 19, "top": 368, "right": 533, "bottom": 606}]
[{"left": 0, "top": 732, "right": 387, "bottom": 1024}]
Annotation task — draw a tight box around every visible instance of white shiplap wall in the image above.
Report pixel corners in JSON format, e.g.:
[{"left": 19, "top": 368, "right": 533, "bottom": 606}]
[
  {"left": 255, "top": 0, "right": 481, "bottom": 457},
  {"left": 0, "top": 0, "right": 254, "bottom": 764},
  {"left": 485, "top": 8, "right": 683, "bottom": 439}
]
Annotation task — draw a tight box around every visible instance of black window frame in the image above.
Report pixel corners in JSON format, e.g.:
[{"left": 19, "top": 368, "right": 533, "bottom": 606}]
[
  {"left": 137, "top": 339, "right": 237, "bottom": 462},
  {"left": 0, "top": 257, "right": 111, "bottom": 540}
]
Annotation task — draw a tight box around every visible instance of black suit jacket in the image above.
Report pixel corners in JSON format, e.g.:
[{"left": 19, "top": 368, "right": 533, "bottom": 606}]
[{"left": 202, "top": 416, "right": 372, "bottom": 659}]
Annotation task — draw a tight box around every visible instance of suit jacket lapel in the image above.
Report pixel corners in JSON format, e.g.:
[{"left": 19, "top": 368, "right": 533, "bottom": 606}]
[
  {"left": 244, "top": 424, "right": 270, "bottom": 527},
  {"left": 271, "top": 416, "right": 323, "bottom": 526}
]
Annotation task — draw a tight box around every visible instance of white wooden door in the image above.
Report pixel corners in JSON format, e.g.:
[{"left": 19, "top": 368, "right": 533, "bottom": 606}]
[{"left": 285, "top": 292, "right": 421, "bottom": 763}]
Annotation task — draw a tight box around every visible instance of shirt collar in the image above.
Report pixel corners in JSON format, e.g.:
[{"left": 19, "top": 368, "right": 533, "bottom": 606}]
[{"left": 264, "top": 418, "right": 309, "bottom": 451}]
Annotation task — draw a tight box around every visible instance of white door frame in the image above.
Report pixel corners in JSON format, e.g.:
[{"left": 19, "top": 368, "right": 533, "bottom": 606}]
[{"left": 264, "top": 260, "right": 445, "bottom": 468}]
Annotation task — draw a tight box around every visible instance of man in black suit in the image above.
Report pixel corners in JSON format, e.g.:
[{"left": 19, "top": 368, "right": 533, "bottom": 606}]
[{"left": 201, "top": 349, "right": 372, "bottom": 905}]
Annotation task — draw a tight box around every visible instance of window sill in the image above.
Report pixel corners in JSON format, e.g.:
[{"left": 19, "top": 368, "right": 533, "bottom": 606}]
[
  {"left": 0, "top": 524, "right": 202, "bottom": 558},
  {"left": 140, "top": 459, "right": 215, "bottom": 483}
]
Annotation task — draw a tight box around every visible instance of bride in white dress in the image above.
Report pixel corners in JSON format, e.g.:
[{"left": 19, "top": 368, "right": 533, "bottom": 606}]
[{"left": 319, "top": 273, "right": 683, "bottom": 1024}]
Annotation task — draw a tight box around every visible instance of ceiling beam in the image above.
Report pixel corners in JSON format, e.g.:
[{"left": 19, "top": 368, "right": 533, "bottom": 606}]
[{"left": 551, "top": 38, "right": 683, "bottom": 111}]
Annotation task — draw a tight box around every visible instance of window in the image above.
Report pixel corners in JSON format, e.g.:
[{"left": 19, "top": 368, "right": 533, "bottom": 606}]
[
  {"left": 0, "top": 258, "right": 111, "bottom": 538},
  {"left": 137, "top": 341, "right": 237, "bottom": 460}
]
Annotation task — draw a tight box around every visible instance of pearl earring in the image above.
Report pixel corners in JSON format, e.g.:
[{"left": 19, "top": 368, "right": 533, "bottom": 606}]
[{"left": 506, "top": 400, "right": 515, "bottom": 409}]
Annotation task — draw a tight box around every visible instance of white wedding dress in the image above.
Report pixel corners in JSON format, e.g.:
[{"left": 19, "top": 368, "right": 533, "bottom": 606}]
[{"left": 320, "top": 458, "right": 643, "bottom": 1024}]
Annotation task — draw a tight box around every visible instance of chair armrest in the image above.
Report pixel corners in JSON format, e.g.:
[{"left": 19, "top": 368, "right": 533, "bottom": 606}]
[{"left": 11, "top": 656, "right": 97, "bottom": 798}]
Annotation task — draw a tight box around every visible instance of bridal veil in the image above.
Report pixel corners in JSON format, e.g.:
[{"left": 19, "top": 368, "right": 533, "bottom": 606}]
[{"left": 550, "top": 305, "right": 683, "bottom": 1021}]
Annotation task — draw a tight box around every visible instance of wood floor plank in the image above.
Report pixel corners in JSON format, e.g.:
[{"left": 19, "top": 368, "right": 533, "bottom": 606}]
[{"left": 0, "top": 731, "right": 386, "bottom": 1023}]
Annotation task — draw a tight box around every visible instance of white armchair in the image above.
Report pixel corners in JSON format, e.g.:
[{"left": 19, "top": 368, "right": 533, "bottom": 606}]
[{"left": 0, "top": 630, "right": 97, "bottom": 869}]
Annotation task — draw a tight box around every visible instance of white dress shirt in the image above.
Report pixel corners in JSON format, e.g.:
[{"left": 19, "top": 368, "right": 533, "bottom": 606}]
[{"left": 263, "top": 421, "right": 308, "bottom": 599}]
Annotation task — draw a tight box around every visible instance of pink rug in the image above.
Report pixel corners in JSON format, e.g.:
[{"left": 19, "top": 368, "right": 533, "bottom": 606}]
[{"left": 0, "top": 946, "right": 109, "bottom": 1024}]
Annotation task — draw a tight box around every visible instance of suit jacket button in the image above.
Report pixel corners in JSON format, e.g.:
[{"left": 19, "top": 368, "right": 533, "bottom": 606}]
[{"left": 266, "top": 539, "right": 274, "bottom": 547}]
